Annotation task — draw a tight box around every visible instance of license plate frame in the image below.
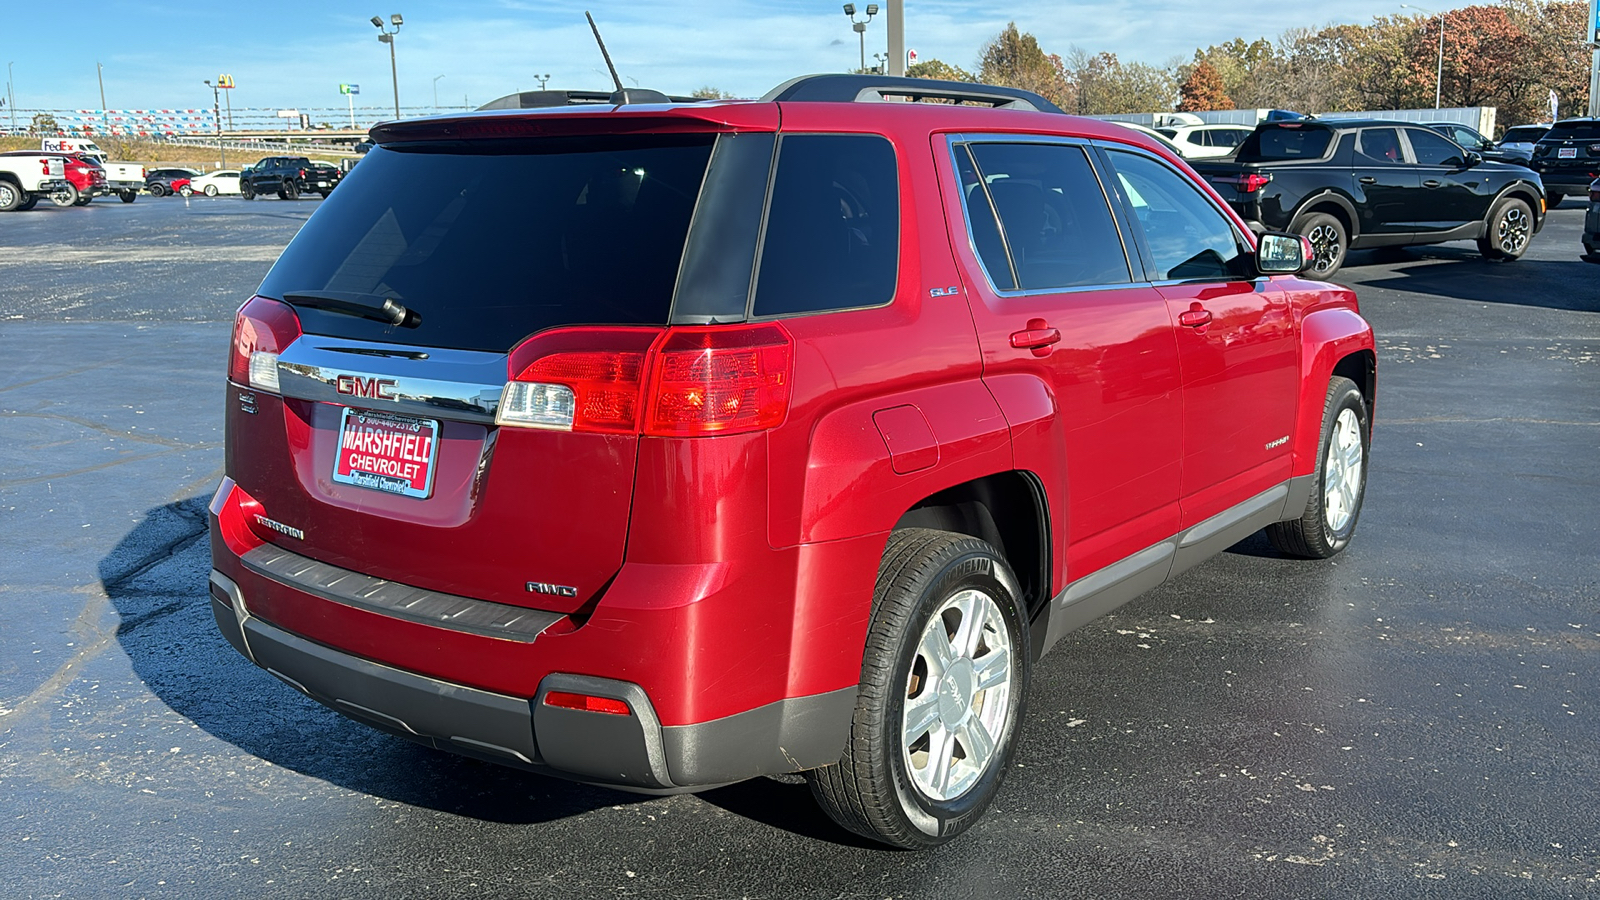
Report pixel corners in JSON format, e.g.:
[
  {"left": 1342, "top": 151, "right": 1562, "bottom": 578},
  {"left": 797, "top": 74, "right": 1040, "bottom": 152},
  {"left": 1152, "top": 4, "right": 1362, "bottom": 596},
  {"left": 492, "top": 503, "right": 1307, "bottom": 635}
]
[
  {"left": 1558, "top": 147, "right": 1578, "bottom": 159},
  {"left": 332, "top": 407, "right": 440, "bottom": 499}
]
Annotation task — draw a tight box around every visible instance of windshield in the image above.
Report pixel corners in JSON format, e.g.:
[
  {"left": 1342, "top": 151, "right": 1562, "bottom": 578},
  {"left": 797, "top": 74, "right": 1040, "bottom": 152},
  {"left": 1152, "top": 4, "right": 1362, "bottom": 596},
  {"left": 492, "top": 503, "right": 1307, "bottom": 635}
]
[{"left": 258, "top": 134, "right": 716, "bottom": 352}]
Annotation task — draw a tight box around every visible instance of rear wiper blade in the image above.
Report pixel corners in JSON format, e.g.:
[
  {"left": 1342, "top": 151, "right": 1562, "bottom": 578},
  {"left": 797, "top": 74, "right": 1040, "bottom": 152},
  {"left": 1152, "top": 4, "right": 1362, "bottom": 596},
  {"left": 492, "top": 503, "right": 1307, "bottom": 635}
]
[{"left": 283, "top": 291, "right": 421, "bottom": 328}]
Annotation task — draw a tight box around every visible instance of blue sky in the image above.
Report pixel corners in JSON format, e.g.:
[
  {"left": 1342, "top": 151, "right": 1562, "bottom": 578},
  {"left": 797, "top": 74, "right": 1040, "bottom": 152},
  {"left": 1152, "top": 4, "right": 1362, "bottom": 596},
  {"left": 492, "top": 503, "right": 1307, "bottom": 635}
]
[{"left": 6, "top": 1, "right": 1426, "bottom": 118}]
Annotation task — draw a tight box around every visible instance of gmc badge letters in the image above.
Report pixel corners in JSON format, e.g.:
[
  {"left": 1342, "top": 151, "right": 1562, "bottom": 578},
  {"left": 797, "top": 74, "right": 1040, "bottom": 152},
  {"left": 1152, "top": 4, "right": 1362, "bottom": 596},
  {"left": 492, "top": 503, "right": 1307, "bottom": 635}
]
[{"left": 336, "top": 375, "right": 399, "bottom": 400}]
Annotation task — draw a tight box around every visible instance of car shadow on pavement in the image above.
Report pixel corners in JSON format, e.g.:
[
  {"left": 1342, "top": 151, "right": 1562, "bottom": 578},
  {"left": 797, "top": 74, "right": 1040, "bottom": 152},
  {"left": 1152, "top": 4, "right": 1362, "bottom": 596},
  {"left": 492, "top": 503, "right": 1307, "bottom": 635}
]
[
  {"left": 1343, "top": 248, "right": 1600, "bottom": 313},
  {"left": 100, "top": 495, "right": 649, "bottom": 826}
]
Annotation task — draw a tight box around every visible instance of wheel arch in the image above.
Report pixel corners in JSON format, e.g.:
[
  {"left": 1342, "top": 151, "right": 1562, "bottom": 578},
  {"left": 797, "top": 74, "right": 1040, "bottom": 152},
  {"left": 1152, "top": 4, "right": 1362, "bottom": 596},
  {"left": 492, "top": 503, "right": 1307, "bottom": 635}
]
[
  {"left": 1291, "top": 192, "right": 1360, "bottom": 241},
  {"left": 1297, "top": 304, "right": 1377, "bottom": 477},
  {"left": 891, "top": 470, "right": 1051, "bottom": 620},
  {"left": 1490, "top": 181, "right": 1546, "bottom": 229}
]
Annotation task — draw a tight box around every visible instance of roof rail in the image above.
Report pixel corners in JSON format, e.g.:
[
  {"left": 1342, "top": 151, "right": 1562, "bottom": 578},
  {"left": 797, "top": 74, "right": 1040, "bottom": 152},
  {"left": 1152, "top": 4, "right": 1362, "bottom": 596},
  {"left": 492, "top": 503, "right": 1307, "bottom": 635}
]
[
  {"left": 761, "top": 74, "right": 1063, "bottom": 114},
  {"left": 477, "top": 89, "right": 704, "bottom": 111}
]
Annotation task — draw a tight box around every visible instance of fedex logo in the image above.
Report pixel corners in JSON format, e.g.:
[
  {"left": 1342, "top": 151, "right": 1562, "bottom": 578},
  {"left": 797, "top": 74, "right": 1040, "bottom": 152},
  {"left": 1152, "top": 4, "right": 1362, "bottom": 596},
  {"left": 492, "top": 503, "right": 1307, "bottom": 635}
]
[{"left": 336, "top": 375, "right": 398, "bottom": 400}]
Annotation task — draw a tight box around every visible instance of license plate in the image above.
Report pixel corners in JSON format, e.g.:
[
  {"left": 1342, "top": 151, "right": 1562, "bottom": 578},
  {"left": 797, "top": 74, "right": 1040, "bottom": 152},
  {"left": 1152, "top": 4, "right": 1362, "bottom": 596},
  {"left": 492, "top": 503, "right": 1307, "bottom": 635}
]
[
  {"left": 333, "top": 408, "right": 440, "bottom": 499},
  {"left": 1559, "top": 147, "right": 1577, "bottom": 158}
]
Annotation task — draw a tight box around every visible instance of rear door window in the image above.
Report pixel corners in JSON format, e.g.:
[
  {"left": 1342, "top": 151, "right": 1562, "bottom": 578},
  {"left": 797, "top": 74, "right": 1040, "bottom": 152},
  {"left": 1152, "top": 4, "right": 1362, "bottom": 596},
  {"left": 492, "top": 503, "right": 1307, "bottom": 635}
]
[
  {"left": 751, "top": 134, "right": 899, "bottom": 318},
  {"left": 1406, "top": 128, "right": 1466, "bottom": 167},
  {"left": 1356, "top": 128, "right": 1406, "bottom": 164},
  {"left": 258, "top": 134, "right": 716, "bottom": 352}
]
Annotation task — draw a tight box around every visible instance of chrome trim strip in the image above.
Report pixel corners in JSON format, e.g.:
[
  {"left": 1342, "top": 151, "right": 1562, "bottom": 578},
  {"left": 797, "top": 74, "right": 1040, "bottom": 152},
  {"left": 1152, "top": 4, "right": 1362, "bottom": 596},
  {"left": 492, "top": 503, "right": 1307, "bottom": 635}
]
[
  {"left": 240, "top": 542, "right": 564, "bottom": 642},
  {"left": 275, "top": 338, "right": 508, "bottom": 424}
]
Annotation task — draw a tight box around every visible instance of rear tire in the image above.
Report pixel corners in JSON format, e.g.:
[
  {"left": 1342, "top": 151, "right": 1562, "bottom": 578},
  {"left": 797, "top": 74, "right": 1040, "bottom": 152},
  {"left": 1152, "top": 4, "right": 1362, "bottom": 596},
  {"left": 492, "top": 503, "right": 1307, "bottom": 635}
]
[
  {"left": 204, "top": 184, "right": 219, "bottom": 197},
  {"left": 73, "top": 193, "right": 93, "bottom": 206},
  {"left": 1477, "top": 197, "right": 1532, "bottom": 260},
  {"left": 808, "top": 529, "right": 1030, "bottom": 849},
  {"left": 1293, "top": 211, "right": 1347, "bottom": 278},
  {"left": 1266, "top": 376, "right": 1369, "bottom": 559},
  {"left": 282, "top": 180, "right": 300, "bottom": 200},
  {"left": 52, "top": 183, "right": 80, "bottom": 207},
  {"left": 148, "top": 184, "right": 166, "bottom": 197},
  {"left": 119, "top": 190, "right": 137, "bottom": 203},
  {"left": 1547, "top": 192, "right": 1564, "bottom": 209}
]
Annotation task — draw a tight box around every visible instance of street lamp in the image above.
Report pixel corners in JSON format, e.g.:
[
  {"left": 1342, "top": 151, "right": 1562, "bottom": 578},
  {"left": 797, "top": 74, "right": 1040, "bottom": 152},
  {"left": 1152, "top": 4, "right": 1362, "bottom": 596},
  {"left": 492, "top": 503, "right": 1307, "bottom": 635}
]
[
  {"left": 433, "top": 74, "right": 444, "bottom": 108},
  {"left": 8, "top": 61, "right": 18, "bottom": 135},
  {"left": 203, "top": 79, "right": 227, "bottom": 170},
  {"left": 536, "top": 73, "right": 551, "bottom": 90},
  {"left": 873, "top": 52, "right": 889, "bottom": 75},
  {"left": 1401, "top": 4, "right": 1446, "bottom": 109},
  {"left": 842, "top": 4, "right": 879, "bottom": 75},
  {"left": 372, "top": 13, "right": 402, "bottom": 118}
]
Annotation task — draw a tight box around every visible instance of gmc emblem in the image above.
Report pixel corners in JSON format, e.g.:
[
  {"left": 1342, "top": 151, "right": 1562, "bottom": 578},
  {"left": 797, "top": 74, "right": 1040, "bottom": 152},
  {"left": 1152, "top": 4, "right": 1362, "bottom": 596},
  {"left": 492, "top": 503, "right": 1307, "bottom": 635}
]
[{"left": 336, "top": 375, "right": 398, "bottom": 400}]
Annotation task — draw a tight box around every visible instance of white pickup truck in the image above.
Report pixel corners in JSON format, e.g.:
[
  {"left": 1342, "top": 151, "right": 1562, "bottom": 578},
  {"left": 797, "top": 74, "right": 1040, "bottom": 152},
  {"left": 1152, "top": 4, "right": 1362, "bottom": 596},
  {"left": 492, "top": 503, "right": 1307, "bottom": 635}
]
[
  {"left": 41, "top": 138, "right": 146, "bottom": 202},
  {"left": 0, "top": 152, "right": 71, "bottom": 211}
]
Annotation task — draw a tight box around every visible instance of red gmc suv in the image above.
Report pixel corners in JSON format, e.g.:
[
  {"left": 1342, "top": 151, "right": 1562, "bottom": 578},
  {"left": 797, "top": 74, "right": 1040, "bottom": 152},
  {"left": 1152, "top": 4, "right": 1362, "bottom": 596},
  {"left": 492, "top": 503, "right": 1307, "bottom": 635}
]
[{"left": 209, "top": 75, "right": 1375, "bottom": 849}]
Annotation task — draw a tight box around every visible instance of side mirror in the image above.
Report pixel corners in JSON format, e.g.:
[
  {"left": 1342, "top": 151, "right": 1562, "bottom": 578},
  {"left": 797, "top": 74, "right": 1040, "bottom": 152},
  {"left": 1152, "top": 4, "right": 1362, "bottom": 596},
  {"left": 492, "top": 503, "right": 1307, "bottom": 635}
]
[
  {"left": 1463, "top": 150, "right": 1483, "bottom": 167},
  {"left": 1256, "top": 232, "right": 1313, "bottom": 276}
]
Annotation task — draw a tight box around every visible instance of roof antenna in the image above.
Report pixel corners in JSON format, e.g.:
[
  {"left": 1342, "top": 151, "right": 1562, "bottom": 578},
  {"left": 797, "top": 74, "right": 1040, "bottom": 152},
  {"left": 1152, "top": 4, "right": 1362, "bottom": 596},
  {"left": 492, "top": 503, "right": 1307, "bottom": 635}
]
[
  {"left": 585, "top": 11, "right": 669, "bottom": 105},
  {"left": 586, "top": 11, "right": 624, "bottom": 93}
]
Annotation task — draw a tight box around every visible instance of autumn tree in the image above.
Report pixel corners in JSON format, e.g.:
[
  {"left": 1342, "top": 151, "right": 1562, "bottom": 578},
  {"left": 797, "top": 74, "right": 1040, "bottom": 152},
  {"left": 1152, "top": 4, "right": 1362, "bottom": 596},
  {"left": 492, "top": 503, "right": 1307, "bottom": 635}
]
[
  {"left": 1178, "top": 60, "right": 1234, "bottom": 110},
  {"left": 1061, "top": 48, "right": 1176, "bottom": 114},
  {"left": 690, "top": 86, "right": 736, "bottom": 100},
  {"left": 907, "top": 59, "right": 977, "bottom": 83},
  {"left": 977, "top": 23, "right": 1071, "bottom": 108}
]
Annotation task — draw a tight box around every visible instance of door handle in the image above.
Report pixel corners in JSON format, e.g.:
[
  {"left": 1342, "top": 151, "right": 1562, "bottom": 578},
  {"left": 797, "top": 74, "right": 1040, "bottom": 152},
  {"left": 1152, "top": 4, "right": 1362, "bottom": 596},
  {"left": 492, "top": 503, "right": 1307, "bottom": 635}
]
[
  {"left": 1010, "top": 324, "right": 1062, "bottom": 350},
  {"left": 1358, "top": 176, "right": 1377, "bottom": 185},
  {"left": 1423, "top": 179, "right": 1442, "bottom": 188},
  {"left": 1178, "top": 306, "right": 1213, "bottom": 328}
]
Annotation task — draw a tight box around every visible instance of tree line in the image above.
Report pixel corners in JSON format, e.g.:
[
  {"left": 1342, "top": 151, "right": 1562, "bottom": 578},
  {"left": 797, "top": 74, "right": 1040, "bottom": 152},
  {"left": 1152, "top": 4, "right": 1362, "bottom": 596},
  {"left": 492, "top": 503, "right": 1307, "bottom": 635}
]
[{"left": 907, "top": 0, "right": 1590, "bottom": 128}]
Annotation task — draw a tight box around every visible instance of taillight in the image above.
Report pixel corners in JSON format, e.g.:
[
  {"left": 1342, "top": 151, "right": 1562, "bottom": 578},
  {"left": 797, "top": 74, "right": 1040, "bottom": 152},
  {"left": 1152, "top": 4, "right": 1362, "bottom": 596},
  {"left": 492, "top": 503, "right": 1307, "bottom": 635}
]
[
  {"left": 643, "top": 324, "right": 792, "bottom": 436},
  {"left": 1591, "top": 184, "right": 1600, "bottom": 203},
  {"left": 500, "top": 327, "right": 658, "bottom": 433},
  {"left": 298, "top": 168, "right": 306, "bottom": 179},
  {"left": 1219, "top": 172, "right": 1272, "bottom": 193},
  {"left": 498, "top": 323, "right": 794, "bottom": 437},
  {"left": 228, "top": 296, "right": 302, "bottom": 393},
  {"left": 39, "top": 158, "right": 50, "bottom": 175}
]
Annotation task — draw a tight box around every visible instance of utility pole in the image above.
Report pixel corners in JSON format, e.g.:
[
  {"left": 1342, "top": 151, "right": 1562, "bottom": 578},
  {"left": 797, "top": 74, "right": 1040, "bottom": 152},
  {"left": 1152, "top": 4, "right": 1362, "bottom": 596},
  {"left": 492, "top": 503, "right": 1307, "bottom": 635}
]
[
  {"left": 433, "top": 74, "right": 444, "bottom": 108},
  {"left": 885, "top": 0, "right": 904, "bottom": 77},
  {"left": 6, "top": 61, "right": 16, "bottom": 134},
  {"left": 1589, "top": 0, "right": 1599, "bottom": 117}
]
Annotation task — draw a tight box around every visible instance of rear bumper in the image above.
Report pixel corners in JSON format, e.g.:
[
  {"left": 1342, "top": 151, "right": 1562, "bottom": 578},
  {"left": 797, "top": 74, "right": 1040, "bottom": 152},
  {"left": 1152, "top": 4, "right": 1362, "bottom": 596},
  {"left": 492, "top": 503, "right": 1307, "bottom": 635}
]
[{"left": 206, "top": 477, "right": 860, "bottom": 792}]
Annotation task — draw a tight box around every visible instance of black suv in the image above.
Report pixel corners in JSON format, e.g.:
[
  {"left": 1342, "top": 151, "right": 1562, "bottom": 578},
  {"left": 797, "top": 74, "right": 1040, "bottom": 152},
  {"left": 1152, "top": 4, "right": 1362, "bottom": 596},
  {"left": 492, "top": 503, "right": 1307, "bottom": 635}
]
[
  {"left": 1529, "top": 118, "right": 1600, "bottom": 207},
  {"left": 1192, "top": 119, "right": 1547, "bottom": 275},
  {"left": 240, "top": 156, "right": 341, "bottom": 200},
  {"left": 145, "top": 167, "right": 200, "bottom": 197}
]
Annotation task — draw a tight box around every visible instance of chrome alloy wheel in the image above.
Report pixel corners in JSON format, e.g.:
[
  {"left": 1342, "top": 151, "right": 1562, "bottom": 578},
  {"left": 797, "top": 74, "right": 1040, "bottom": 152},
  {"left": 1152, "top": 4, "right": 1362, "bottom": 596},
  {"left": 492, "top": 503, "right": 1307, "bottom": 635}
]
[
  {"left": 1323, "top": 407, "right": 1364, "bottom": 533},
  {"left": 1495, "top": 206, "right": 1531, "bottom": 255},
  {"left": 902, "top": 587, "right": 1014, "bottom": 802},
  {"left": 1307, "top": 223, "right": 1342, "bottom": 273}
]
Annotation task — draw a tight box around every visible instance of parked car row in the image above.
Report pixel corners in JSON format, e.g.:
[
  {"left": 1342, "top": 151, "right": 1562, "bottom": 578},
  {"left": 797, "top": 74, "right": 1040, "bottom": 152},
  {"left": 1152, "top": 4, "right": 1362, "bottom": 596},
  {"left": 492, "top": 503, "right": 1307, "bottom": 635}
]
[{"left": 1, "top": 144, "right": 348, "bottom": 210}]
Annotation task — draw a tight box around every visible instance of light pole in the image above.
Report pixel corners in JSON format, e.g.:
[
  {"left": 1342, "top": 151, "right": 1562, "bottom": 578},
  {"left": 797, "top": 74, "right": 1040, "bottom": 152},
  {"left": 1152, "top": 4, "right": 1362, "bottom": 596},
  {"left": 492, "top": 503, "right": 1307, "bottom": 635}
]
[
  {"left": 96, "top": 61, "right": 108, "bottom": 134},
  {"left": 536, "top": 73, "right": 551, "bottom": 90},
  {"left": 433, "top": 74, "right": 444, "bottom": 108},
  {"left": 1401, "top": 4, "right": 1446, "bottom": 109},
  {"left": 842, "top": 4, "right": 879, "bottom": 74},
  {"left": 203, "top": 79, "right": 227, "bottom": 170},
  {"left": 7, "top": 61, "right": 15, "bottom": 135},
  {"left": 873, "top": 52, "right": 889, "bottom": 75},
  {"left": 372, "top": 13, "right": 403, "bottom": 118}
]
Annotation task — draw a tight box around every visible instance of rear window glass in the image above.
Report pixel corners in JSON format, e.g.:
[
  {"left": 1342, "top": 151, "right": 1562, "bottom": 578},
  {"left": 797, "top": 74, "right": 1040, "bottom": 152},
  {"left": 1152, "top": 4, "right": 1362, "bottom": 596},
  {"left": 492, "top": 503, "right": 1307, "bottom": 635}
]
[
  {"left": 751, "top": 134, "right": 899, "bottom": 318},
  {"left": 1500, "top": 126, "right": 1546, "bottom": 142},
  {"left": 258, "top": 134, "right": 715, "bottom": 352},
  {"left": 1236, "top": 126, "right": 1334, "bottom": 161},
  {"left": 1544, "top": 121, "right": 1600, "bottom": 141}
]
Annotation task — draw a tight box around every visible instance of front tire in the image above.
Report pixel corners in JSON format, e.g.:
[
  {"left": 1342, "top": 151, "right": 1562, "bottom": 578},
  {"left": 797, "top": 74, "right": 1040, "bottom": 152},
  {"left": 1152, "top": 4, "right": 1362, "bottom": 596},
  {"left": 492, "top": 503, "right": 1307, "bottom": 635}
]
[
  {"left": 241, "top": 184, "right": 255, "bottom": 200},
  {"left": 1547, "top": 192, "right": 1564, "bottom": 209},
  {"left": 1294, "top": 211, "right": 1348, "bottom": 278},
  {"left": 1478, "top": 197, "right": 1533, "bottom": 260},
  {"left": 0, "top": 180, "right": 24, "bottom": 212},
  {"left": 808, "top": 529, "right": 1030, "bottom": 849},
  {"left": 1267, "top": 376, "right": 1369, "bottom": 559},
  {"left": 148, "top": 184, "right": 166, "bottom": 197}
]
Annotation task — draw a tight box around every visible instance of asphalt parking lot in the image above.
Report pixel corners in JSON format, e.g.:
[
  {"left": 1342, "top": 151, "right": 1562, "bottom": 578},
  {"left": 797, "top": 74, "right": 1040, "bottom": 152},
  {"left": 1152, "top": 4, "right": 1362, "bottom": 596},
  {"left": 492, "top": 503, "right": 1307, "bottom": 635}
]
[{"left": 1, "top": 195, "right": 1597, "bottom": 899}]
